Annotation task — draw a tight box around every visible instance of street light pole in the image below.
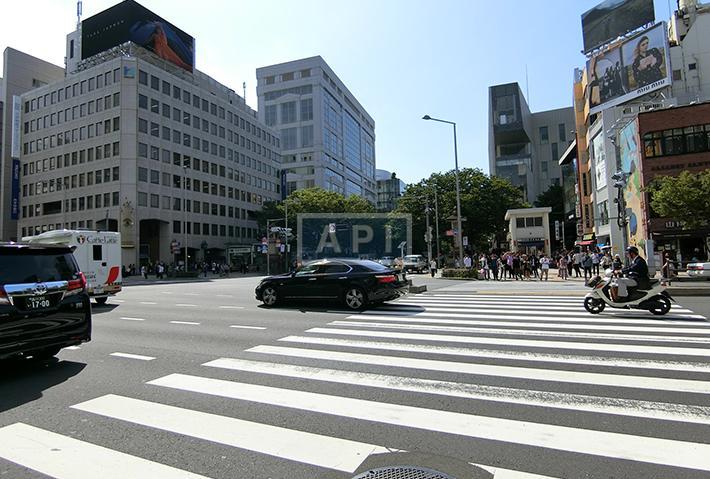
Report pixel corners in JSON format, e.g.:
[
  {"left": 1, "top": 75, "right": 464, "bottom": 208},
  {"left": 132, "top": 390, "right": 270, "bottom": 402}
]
[
  {"left": 423, "top": 115, "right": 464, "bottom": 266},
  {"left": 183, "top": 165, "right": 188, "bottom": 272},
  {"left": 425, "top": 196, "right": 432, "bottom": 262},
  {"left": 433, "top": 188, "right": 441, "bottom": 262}
]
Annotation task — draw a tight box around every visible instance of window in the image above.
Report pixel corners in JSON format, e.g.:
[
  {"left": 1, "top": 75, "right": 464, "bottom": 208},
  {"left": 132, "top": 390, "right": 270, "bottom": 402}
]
[
  {"left": 281, "top": 101, "right": 297, "bottom": 123},
  {"left": 539, "top": 126, "right": 549, "bottom": 144},
  {"left": 673, "top": 69, "right": 683, "bottom": 81},
  {"left": 689, "top": 63, "right": 697, "bottom": 71},
  {"left": 93, "top": 245, "right": 103, "bottom": 261},
  {"left": 300, "top": 98, "right": 313, "bottom": 121},
  {"left": 558, "top": 124, "right": 566, "bottom": 142},
  {"left": 138, "top": 167, "right": 148, "bottom": 182},
  {"left": 301, "top": 125, "right": 314, "bottom": 147},
  {"left": 138, "top": 192, "right": 148, "bottom": 207},
  {"left": 551, "top": 142, "right": 558, "bottom": 162},
  {"left": 281, "top": 127, "right": 298, "bottom": 149},
  {"left": 282, "top": 72, "right": 294, "bottom": 81},
  {"left": 150, "top": 75, "right": 160, "bottom": 90},
  {"left": 265, "top": 105, "right": 277, "bottom": 126}
]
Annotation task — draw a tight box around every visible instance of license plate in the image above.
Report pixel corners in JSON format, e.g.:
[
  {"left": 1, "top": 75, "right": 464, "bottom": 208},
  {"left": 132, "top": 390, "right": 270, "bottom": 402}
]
[
  {"left": 93, "top": 286, "right": 104, "bottom": 294},
  {"left": 27, "top": 296, "right": 51, "bottom": 310}
]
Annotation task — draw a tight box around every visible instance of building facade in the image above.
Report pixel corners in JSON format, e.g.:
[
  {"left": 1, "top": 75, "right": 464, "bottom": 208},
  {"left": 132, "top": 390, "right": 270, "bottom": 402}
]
[
  {"left": 505, "top": 207, "right": 553, "bottom": 257},
  {"left": 256, "top": 56, "right": 376, "bottom": 203},
  {"left": 375, "top": 169, "right": 405, "bottom": 212},
  {"left": 488, "top": 82, "right": 575, "bottom": 203},
  {"left": 0, "top": 47, "right": 64, "bottom": 241},
  {"left": 18, "top": 37, "right": 281, "bottom": 268}
]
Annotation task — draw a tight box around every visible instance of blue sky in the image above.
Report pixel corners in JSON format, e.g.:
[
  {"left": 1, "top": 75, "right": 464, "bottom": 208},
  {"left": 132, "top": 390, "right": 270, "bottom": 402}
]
[{"left": 1, "top": 0, "right": 672, "bottom": 184}]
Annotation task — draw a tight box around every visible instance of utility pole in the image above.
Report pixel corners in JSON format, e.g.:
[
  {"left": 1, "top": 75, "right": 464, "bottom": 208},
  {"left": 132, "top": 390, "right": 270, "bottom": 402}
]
[
  {"left": 183, "top": 165, "right": 188, "bottom": 271},
  {"left": 425, "top": 196, "right": 432, "bottom": 262},
  {"left": 433, "top": 188, "right": 441, "bottom": 262},
  {"left": 284, "top": 200, "right": 289, "bottom": 271}
]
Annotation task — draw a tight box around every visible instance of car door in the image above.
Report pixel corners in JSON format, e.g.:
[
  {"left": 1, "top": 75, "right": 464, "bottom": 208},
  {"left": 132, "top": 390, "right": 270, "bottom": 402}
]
[
  {"left": 280, "top": 263, "right": 322, "bottom": 298},
  {"left": 318, "top": 263, "right": 352, "bottom": 299}
]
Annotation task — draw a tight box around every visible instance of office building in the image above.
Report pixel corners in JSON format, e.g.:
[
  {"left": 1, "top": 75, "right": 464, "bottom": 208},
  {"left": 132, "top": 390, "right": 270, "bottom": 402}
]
[
  {"left": 488, "top": 82, "right": 575, "bottom": 203},
  {"left": 0, "top": 48, "right": 64, "bottom": 241},
  {"left": 256, "top": 56, "right": 376, "bottom": 203},
  {"left": 17, "top": 0, "right": 281, "bottom": 268},
  {"left": 375, "top": 169, "right": 406, "bottom": 212}
]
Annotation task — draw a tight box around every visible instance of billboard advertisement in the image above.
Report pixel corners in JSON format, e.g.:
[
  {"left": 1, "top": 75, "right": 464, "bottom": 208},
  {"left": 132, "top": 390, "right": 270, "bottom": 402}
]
[
  {"left": 581, "top": 0, "right": 655, "bottom": 53},
  {"left": 587, "top": 22, "right": 670, "bottom": 115},
  {"left": 619, "top": 120, "right": 646, "bottom": 251},
  {"left": 82, "top": 0, "right": 194, "bottom": 72},
  {"left": 591, "top": 132, "right": 607, "bottom": 190}
]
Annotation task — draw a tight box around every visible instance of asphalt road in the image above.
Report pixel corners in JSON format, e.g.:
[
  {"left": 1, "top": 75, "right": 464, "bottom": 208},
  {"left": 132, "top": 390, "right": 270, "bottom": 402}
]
[{"left": 1, "top": 275, "right": 709, "bottom": 479}]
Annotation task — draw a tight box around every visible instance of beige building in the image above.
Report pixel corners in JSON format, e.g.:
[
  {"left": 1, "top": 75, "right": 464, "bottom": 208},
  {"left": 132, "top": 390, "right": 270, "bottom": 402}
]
[
  {"left": 0, "top": 47, "right": 64, "bottom": 241},
  {"left": 505, "top": 207, "right": 553, "bottom": 256}
]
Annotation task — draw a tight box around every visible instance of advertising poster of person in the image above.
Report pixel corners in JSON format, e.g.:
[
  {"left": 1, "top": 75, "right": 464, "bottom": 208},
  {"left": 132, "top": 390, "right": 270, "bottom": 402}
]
[
  {"left": 621, "top": 23, "right": 667, "bottom": 90},
  {"left": 587, "top": 46, "right": 627, "bottom": 110},
  {"left": 591, "top": 133, "right": 608, "bottom": 190},
  {"left": 619, "top": 121, "right": 646, "bottom": 251}
]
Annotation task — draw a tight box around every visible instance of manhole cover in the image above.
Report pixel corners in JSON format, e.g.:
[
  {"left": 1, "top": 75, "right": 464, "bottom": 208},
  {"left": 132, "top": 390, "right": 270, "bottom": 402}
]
[{"left": 352, "top": 465, "right": 456, "bottom": 479}]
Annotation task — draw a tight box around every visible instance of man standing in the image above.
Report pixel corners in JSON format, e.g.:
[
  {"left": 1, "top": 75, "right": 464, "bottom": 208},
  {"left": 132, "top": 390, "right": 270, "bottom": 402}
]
[
  {"left": 429, "top": 258, "right": 438, "bottom": 278},
  {"left": 463, "top": 254, "right": 472, "bottom": 270},
  {"left": 611, "top": 246, "right": 649, "bottom": 301},
  {"left": 573, "top": 250, "right": 583, "bottom": 277},
  {"left": 540, "top": 254, "right": 550, "bottom": 281}
]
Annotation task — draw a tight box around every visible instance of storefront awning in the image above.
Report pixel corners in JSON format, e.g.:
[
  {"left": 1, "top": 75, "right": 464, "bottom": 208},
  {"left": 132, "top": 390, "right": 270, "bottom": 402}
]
[
  {"left": 575, "top": 240, "right": 595, "bottom": 246},
  {"left": 558, "top": 139, "right": 577, "bottom": 166}
]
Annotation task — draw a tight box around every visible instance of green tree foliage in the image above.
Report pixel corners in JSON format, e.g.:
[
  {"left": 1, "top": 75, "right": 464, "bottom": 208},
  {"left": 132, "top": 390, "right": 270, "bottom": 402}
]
[
  {"left": 255, "top": 187, "right": 375, "bottom": 232},
  {"left": 395, "top": 168, "right": 527, "bottom": 253},
  {"left": 646, "top": 170, "right": 710, "bottom": 229},
  {"left": 534, "top": 184, "right": 565, "bottom": 214}
]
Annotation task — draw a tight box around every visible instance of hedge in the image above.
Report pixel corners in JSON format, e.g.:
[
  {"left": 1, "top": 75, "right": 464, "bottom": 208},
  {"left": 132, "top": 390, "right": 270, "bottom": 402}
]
[{"left": 441, "top": 268, "right": 479, "bottom": 279}]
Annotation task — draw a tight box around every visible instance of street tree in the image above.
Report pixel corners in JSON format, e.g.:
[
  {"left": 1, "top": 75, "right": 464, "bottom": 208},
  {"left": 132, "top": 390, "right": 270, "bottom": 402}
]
[
  {"left": 646, "top": 170, "right": 710, "bottom": 230},
  {"left": 395, "top": 168, "right": 527, "bottom": 255}
]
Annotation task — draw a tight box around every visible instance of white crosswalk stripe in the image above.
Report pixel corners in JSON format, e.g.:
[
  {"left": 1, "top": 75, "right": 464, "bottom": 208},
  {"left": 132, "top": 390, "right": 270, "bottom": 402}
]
[{"left": 2, "top": 293, "right": 708, "bottom": 479}]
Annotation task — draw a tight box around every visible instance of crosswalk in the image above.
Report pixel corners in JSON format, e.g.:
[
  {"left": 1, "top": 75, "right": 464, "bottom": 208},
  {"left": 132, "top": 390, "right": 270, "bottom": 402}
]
[{"left": 2, "top": 293, "right": 710, "bottom": 478}]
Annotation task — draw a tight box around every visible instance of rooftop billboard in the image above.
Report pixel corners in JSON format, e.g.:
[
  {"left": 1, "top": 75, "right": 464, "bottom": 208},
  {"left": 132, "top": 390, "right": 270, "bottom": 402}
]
[
  {"left": 587, "top": 22, "right": 670, "bottom": 115},
  {"left": 81, "top": 0, "right": 195, "bottom": 72},
  {"left": 581, "top": 0, "right": 655, "bottom": 53}
]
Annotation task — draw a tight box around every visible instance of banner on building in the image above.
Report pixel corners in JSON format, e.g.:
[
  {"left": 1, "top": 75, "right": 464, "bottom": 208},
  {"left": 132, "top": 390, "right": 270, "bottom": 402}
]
[
  {"left": 581, "top": 0, "right": 655, "bottom": 53},
  {"left": 587, "top": 22, "right": 671, "bottom": 115},
  {"left": 619, "top": 120, "right": 646, "bottom": 250}
]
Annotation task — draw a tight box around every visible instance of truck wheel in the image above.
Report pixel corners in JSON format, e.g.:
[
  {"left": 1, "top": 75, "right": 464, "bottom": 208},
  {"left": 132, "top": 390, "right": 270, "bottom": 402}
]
[{"left": 95, "top": 297, "right": 108, "bottom": 305}]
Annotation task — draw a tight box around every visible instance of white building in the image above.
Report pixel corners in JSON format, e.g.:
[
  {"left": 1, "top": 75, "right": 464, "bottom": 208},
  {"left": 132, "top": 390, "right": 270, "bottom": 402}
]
[
  {"left": 256, "top": 56, "right": 376, "bottom": 203},
  {"left": 17, "top": 3, "right": 281, "bottom": 268},
  {"left": 505, "top": 207, "right": 553, "bottom": 256}
]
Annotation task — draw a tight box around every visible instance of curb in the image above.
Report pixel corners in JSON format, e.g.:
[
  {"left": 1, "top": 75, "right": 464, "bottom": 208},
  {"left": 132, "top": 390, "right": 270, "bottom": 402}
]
[{"left": 667, "top": 288, "right": 710, "bottom": 297}]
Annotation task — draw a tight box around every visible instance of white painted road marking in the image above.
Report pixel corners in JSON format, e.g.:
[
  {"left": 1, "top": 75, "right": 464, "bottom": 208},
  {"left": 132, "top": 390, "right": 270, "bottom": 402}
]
[
  {"left": 120, "top": 317, "right": 146, "bottom": 322},
  {"left": 111, "top": 299, "right": 125, "bottom": 303},
  {"left": 175, "top": 303, "right": 197, "bottom": 307},
  {"left": 230, "top": 325, "right": 266, "bottom": 330},
  {"left": 245, "top": 345, "right": 710, "bottom": 394},
  {"left": 331, "top": 320, "right": 710, "bottom": 344},
  {"left": 278, "top": 335, "right": 710, "bottom": 374},
  {"left": 219, "top": 305, "right": 245, "bottom": 309},
  {"left": 140, "top": 301, "right": 158, "bottom": 305},
  {"left": 204, "top": 357, "right": 710, "bottom": 425},
  {"left": 110, "top": 352, "right": 156, "bottom": 361},
  {"left": 169, "top": 321, "right": 200, "bottom": 325},
  {"left": 72, "top": 394, "right": 387, "bottom": 473},
  {"left": 148, "top": 373, "right": 710, "bottom": 473},
  {"left": 0, "top": 423, "right": 209, "bottom": 479},
  {"left": 306, "top": 327, "right": 710, "bottom": 357}
]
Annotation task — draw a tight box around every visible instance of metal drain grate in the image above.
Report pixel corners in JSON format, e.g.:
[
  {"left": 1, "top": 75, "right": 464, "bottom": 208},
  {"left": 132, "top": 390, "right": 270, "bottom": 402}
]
[{"left": 352, "top": 465, "right": 456, "bottom": 479}]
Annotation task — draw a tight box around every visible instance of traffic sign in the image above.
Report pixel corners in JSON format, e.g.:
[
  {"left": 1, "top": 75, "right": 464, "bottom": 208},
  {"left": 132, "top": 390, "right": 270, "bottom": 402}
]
[{"left": 463, "top": 236, "right": 468, "bottom": 246}]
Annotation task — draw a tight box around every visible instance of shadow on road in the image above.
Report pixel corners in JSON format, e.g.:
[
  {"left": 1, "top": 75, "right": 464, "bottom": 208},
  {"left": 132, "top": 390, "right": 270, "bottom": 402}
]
[
  {"left": 0, "top": 359, "right": 86, "bottom": 413},
  {"left": 257, "top": 301, "right": 425, "bottom": 314},
  {"left": 90, "top": 304, "right": 120, "bottom": 315}
]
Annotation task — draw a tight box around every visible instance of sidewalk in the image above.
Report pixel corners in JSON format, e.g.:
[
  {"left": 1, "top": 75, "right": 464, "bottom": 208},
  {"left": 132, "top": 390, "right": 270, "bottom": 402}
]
[{"left": 122, "top": 272, "right": 265, "bottom": 286}]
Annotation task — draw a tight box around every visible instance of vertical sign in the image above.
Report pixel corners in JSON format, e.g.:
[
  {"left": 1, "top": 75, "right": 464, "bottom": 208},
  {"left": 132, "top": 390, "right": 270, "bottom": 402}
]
[
  {"left": 280, "top": 171, "right": 288, "bottom": 201},
  {"left": 10, "top": 96, "right": 22, "bottom": 220}
]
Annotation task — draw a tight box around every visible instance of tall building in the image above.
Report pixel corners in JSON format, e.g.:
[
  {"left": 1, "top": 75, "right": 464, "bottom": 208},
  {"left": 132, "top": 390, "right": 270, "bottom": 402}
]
[
  {"left": 0, "top": 48, "right": 64, "bottom": 241},
  {"left": 488, "top": 82, "right": 575, "bottom": 203},
  {"left": 17, "top": 0, "right": 281, "bottom": 268},
  {"left": 256, "top": 56, "right": 376, "bottom": 203},
  {"left": 375, "top": 169, "right": 405, "bottom": 212}
]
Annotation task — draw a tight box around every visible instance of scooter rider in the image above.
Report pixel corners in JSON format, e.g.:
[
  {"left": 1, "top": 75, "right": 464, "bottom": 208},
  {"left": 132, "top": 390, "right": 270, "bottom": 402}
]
[{"left": 611, "top": 246, "right": 649, "bottom": 301}]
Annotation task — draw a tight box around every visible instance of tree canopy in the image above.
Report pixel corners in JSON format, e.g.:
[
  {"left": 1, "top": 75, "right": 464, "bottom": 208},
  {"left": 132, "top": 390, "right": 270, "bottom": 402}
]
[
  {"left": 646, "top": 170, "right": 710, "bottom": 230},
  {"left": 395, "top": 168, "right": 527, "bottom": 254},
  {"left": 534, "top": 184, "right": 565, "bottom": 214}
]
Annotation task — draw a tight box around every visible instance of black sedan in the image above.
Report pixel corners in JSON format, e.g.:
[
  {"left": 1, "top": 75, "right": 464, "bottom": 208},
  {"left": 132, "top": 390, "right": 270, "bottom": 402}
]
[{"left": 255, "top": 259, "right": 409, "bottom": 310}]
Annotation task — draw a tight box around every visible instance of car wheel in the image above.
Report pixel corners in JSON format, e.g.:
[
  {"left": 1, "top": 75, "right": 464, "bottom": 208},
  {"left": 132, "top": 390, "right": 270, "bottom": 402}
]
[
  {"left": 95, "top": 297, "right": 108, "bottom": 305},
  {"left": 344, "top": 287, "right": 367, "bottom": 310},
  {"left": 261, "top": 286, "right": 279, "bottom": 307}
]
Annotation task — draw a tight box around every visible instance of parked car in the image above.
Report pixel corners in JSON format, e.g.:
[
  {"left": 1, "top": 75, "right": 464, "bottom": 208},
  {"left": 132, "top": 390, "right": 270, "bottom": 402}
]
[
  {"left": 255, "top": 258, "right": 409, "bottom": 310},
  {"left": 0, "top": 243, "right": 91, "bottom": 361},
  {"left": 686, "top": 262, "right": 710, "bottom": 279},
  {"left": 402, "top": 255, "right": 428, "bottom": 273}
]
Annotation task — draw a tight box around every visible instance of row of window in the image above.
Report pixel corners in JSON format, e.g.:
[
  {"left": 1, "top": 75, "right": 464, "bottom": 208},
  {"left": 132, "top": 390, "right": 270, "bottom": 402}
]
[
  {"left": 643, "top": 124, "right": 710, "bottom": 158},
  {"left": 137, "top": 145, "right": 279, "bottom": 198},
  {"left": 22, "top": 141, "right": 119, "bottom": 177},
  {"left": 22, "top": 117, "right": 120, "bottom": 156},
  {"left": 264, "top": 98, "right": 314, "bottom": 127},
  {"left": 263, "top": 69, "right": 312, "bottom": 86},
  {"left": 539, "top": 123, "right": 568, "bottom": 145},
  {"left": 23, "top": 167, "right": 120, "bottom": 199},
  {"left": 515, "top": 216, "right": 544, "bottom": 228},
  {"left": 23, "top": 191, "right": 120, "bottom": 219},
  {"left": 138, "top": 95, "right": 278, "bottom": 162},
  {"left": 136, "top": 193, "right": 254, "bottom": 219},
  {"left": 138, "top": 69, "right": 279, "bottom": 148},
  {"left": 24, "top": 92, "right": 120, "bottom": 134},
  {"left": 24, "top": 68, "right": 121, "bottom": 113}
]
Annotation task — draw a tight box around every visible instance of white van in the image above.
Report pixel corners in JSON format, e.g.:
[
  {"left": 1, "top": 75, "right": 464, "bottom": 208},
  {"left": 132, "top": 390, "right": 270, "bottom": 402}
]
[{"left": 22, "top": 230, "right": 122, "bottom": 304}]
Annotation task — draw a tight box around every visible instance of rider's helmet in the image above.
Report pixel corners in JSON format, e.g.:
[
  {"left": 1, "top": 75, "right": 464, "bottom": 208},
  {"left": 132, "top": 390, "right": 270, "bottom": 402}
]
[{"left": 626, "top": 246, "right": 639, "bottom": 255}]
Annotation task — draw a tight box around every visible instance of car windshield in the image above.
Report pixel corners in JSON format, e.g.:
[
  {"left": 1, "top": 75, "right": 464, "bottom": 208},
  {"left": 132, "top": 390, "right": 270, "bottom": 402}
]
[{"left": 0, "top": 249, "right": 79, "bottom": 284}]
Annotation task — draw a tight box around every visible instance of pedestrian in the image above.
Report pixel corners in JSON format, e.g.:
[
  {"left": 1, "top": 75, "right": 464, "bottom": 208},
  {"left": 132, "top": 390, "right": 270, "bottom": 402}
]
[
  {"left": 558, "top": 255, "right": 568, "bottom": 280},
  {"left": 429, "top": 258, "right": 438, "bottom": 278},
  {"left": 573, "top": 250, "right": 583, "bottom": 277},
  {"left": 202, "top": 263, "right": 209, "bottom": 278},
  {"left": 612, "top": 254, "right": 623, "bottom": 271},
  {"left": 540, "top": 254, "right": 550, "bottom": 281},
  {"left": 489, "top": 254, "right": 499, "bottom": 281},
  {"left": 592, "top": 250, "right": 601, "bottom": 275},
  {"left": 530, "top": 254, "right": 539, "bottom": 279},
  {"left": 582, "top": 253, "right": 593, "bottom": 280},
  {"left": 463, "top": 254, "right": 472, "bottom": 270},
  {"left": 661, "top": 253, "right": 675, "bottom": 285},
  {"left": 512, "top": 254, "right": 522, "bottom": 280}
]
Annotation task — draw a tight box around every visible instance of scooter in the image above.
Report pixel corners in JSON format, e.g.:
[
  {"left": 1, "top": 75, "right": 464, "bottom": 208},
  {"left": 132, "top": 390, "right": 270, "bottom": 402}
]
[{"left": 584, "top": 269, "right": 673, "bottom": 315}]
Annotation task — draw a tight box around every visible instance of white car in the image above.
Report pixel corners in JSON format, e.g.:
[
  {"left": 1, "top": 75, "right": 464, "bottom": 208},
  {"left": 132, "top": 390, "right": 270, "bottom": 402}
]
[
  {"left": 402, "top": 255, "right": 428, "bottom": 274},
  {"left": 686, "top": 262, "right": 710, "bottom": 279}
]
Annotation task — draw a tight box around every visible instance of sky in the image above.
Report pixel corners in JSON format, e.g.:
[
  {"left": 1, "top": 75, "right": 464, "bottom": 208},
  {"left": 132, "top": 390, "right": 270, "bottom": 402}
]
[{"left": 0, "top": 0, "right": 673, "bottom": 185}]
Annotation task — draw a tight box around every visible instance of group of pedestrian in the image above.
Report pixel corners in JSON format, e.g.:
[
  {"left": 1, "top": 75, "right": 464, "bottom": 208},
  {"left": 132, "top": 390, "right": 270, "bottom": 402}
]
[{"left": 553, "top": 248, "right": 614, "bottom": 281}]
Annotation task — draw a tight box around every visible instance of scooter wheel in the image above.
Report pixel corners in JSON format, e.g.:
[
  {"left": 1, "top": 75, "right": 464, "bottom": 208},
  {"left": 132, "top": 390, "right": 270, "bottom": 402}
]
[
  {"left": 649, "top": 295, "right": 671, "bottom": 315},
  {"left": 584, "top": 297, "right": 606, "bottom": 314}
]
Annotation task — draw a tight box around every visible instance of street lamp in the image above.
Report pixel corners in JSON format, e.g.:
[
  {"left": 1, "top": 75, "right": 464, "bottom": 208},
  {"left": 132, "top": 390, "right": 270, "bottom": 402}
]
[{"left": 422, "top": 114, "right": 464, "bottom": 266}]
